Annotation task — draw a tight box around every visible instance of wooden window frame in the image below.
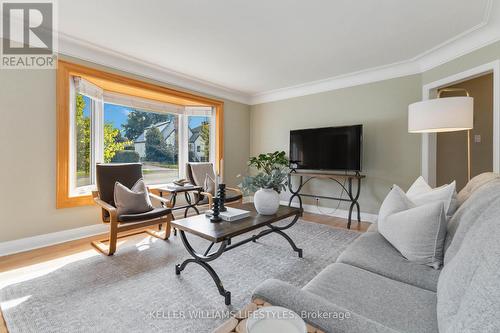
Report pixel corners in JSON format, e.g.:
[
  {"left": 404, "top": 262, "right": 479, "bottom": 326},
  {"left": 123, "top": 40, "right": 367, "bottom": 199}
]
[{"left": 56, "top": 60, "right": 224, "bottom": 208}]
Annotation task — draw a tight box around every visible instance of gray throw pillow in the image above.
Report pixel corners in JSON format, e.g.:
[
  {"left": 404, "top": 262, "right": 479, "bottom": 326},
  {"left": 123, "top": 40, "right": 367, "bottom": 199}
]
[
  {"left": 378, "top": 185, "right": 447, "bottom": 269},
  {"left": 204, "top": 173, "right": 216, "bottom": 195},
  {"left": 114, "top": 179, "right": 154, "bottom": 217}
]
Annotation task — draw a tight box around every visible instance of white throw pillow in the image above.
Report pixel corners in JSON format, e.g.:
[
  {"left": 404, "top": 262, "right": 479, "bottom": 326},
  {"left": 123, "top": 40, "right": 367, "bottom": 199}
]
[
  {"left": 406, "top": 176, "right": 457, "bottom": 216},
  {"left": 378, "top": 185, "right": 447, "bottom": 269},
  {"left": 406, "top": 176, "right": 432, "bottom": 197},
  {"left": 378, "top": 185, "right": 415, "bottom": 224},
  {"left": 114, "top": 179, "right": 154, "bottom": 217}
]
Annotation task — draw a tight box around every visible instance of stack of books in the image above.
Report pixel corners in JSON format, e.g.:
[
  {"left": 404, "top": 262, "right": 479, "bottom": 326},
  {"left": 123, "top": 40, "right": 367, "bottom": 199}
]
[{"left": 205, "top": 207, "right": 250, "bottom": 221}]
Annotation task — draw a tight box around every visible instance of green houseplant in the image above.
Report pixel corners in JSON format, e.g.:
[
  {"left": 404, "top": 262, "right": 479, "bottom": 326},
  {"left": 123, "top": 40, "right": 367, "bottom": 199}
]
[{"left": 240, "top": 151, "right": 289, "bottom": 215}]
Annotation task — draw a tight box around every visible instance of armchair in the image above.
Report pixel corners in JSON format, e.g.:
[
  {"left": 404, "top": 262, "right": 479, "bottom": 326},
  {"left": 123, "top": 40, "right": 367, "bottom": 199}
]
[
  {"left": 91, "top": 163, "right": 172, "bottom": 256},
  {"left": 185, "top": 162, "right": 243, "bottom": 208}
]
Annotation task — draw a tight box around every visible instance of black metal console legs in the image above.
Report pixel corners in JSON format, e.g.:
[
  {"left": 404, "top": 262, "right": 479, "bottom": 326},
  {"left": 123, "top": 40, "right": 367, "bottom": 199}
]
[
  {"left": 288, "top": 173, "right": 363, "bottom": 229},
  {"left": 175, "top": 212, "right": 303, "bottom": 305},
  {"left": 347, "top": 177, "right": 362, "bottom": 229}
]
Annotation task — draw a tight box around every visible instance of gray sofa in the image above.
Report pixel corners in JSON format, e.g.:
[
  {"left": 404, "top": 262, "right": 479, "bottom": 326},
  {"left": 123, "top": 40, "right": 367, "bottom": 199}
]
[{"left": 252, "top": 173, "right": 500, "bottom": 333}]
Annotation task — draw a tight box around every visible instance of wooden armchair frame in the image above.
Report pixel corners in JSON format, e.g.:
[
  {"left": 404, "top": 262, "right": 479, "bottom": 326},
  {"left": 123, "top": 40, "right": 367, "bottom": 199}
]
[
  {"left": 91, "top": 191, "right": 172, "bottom": 256},
  {"left": 185, "top": 162, "right": 243, "bottom": 209}
]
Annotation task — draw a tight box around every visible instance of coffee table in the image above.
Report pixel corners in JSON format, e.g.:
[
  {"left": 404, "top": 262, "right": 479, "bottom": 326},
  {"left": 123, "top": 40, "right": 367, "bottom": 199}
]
[{"left": 172, "top": 203, "right": 303, "bottom": 305}]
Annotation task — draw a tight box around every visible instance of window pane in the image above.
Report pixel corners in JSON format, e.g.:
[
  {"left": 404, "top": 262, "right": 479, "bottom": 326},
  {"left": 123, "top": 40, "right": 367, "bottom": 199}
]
[
  {"left": 188, "top": 116, "right": 211, "bottom": 162},
  {"left": 75, "top": 94, "right": 92, "bottom": 187},
  {"left": 104, "top": 103, "right": 179, "bottom": 184}
]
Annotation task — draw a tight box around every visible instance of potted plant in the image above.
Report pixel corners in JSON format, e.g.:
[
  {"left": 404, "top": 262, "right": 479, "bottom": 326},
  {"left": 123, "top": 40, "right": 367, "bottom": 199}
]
[{"left": 240, "top": 151, "right": 289, "bottom": 215}]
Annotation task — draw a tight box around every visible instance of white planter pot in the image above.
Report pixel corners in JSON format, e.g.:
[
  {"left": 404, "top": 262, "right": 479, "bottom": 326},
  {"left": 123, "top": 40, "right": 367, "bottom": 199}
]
[{"left": 254, "top": 188, "right": 280, "bottom": 215}]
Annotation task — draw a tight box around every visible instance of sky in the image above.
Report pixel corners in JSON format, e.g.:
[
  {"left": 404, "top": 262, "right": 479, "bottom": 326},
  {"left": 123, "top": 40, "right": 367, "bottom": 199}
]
[
  {"left": 103, "top": 103, "right": 208, "bottom": 130},
  {"left": 82, "top": 99, "right": 208, "bottom": 136}
]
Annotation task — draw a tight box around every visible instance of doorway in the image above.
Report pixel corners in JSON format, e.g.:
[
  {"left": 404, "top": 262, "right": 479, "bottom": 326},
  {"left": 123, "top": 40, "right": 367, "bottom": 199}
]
[{"left": 436, "top": 73, "right": 494, "bottom": 190}]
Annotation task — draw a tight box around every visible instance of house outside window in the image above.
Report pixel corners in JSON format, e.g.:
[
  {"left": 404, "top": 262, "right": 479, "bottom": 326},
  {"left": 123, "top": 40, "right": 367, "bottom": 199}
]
[
  {"left": 69, "top": 76, "right": 215, "bottom": 196},
  {"left": 56, "top": 61, "right": 224, "bottom": 208},
  {"left": 188, "top": 118, "right": 211, "bottom": 162}
]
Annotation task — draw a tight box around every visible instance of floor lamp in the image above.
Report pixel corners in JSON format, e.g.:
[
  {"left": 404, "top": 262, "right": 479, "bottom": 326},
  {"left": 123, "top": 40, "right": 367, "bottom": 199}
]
[{"left": 408, "top": 88, "right": 474, "bottom": 181}]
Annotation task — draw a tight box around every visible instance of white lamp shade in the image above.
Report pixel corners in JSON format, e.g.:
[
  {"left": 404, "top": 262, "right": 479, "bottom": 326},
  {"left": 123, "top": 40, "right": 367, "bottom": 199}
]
[{"left": 408, "top": 96, "right": 473, "bottom": 133}]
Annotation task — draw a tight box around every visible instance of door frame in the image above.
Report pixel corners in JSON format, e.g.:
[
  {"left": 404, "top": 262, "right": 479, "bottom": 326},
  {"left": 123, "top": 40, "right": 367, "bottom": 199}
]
[{"left": 421, "top": 60, "right": 500, "bottom": 186}]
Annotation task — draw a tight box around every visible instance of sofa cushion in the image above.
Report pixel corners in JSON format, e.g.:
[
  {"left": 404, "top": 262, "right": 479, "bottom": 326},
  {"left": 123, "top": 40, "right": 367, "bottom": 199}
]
[
  {"left": 437, "top": 199, "right": 500, "bottom": 333},
  {"left": 456, "top": 172, "right": 499, "bottom": 205},
  {"left": 366, "top": 222, "right": 378, "bottom": 232},
  {"left": 337, "top": 232, "right": 440, "bottom": 291},
  {"left": 304, "top": 263, "right": 438, "bottom": 333},
  {"left": 252, "top": 279, "right": 398, "bottom": 333},
  {"left": 443, "top": 179, "right": 500, "bottom": 265}
]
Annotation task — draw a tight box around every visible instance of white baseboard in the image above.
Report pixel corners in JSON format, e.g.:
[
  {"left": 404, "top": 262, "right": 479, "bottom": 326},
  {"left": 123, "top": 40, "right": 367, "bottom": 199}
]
[
  {"left": 0, "top": 224, "right": 108, "bottom": 257},
  {"left": 280, "top": 200, "right": 377, "bottom": 223},
  {"left": 0, "top": 197, "right": 376, "bottom": 257}
]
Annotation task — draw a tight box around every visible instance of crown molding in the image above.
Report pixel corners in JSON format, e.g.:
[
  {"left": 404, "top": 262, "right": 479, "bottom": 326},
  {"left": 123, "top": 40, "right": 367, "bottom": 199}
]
[
  {"left": 58, "top": 33, "right": 252, "bottom": 105},
  {"left": 250, "top": 0, "right": 498, "bottom": 105},
  {"left": 250, "top": 61, "right": 422, "bottom": 105},
  {"left": 56, "top": 1, "right": 498, "bottom": 106}
]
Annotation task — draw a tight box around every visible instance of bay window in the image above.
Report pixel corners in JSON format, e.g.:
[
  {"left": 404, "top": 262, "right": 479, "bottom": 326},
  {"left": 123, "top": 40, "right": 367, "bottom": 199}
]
[{"left": 57, "top": 60, "right": 224, "bottom": 208}]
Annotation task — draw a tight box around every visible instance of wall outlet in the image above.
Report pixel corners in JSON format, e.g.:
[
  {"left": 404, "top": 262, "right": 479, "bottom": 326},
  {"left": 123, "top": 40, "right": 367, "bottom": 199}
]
[{"left": 474, "top": 134, "right": 481, "bottom": 143}]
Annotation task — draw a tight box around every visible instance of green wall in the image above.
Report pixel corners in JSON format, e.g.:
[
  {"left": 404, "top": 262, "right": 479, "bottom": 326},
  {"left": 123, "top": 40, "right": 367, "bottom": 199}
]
[
  {"left": 250, "top": 75, "right": 423, "bottom": 214},
  {"left": 2, "top": 38, "right": 500, "bottom": 242},
  {"left": 422, "top": 40, "right": 500, "bottom": 84},
  {"left": 0, "top": 51, "right": 250, "bottom": 242},
  {"left": 250, "top": 40, "right": 500, "bottom": 217}
]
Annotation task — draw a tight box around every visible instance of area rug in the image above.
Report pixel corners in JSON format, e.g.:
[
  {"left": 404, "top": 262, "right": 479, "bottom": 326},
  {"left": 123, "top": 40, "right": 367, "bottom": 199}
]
[{"left": 0, "top": 219, "right": 359, "bottom": 333}]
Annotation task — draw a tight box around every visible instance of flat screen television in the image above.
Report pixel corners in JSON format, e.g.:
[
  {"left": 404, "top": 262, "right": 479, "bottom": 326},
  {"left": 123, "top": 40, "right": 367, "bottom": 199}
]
[{"left": 289, "top": 125, "right": 363, "bottom": 171}]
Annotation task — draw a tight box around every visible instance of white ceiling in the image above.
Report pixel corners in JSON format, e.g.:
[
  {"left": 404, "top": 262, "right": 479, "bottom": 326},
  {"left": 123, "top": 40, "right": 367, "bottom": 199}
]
[{"left": 57, "top": 0, "right": 498, "bottom": 103}]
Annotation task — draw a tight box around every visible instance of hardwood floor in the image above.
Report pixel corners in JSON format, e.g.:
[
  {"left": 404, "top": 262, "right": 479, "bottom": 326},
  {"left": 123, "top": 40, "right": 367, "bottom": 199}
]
[
  {"left": 0, "top": 212, "right": 369, "bottom": 332},
  {"left": 0, "top": 311, "right": 6, "bottom": 333}
]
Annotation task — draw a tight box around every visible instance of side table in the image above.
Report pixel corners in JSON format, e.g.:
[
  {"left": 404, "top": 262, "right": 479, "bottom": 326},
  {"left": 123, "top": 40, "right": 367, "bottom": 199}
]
[{"left": 157, "top": 184, "right": 203, "bottom": 235}]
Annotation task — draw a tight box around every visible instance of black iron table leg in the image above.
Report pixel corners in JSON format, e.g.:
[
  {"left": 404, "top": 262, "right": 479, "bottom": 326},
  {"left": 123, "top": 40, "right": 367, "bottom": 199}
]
[
  {"left": 288, "top": 173, "right": 364, "bottom": 230},
  {"left": 288, "top": 175, "right": 304, "bottom": 209},
  {"left": 171, "top": 193, "right": 178, "bottom": 236},
  {"left": 273, "top": 229, "right": 303, "bottom": 258},
  {"left": 184, "top": 191, "right": 200, "bottom": 218},
  {"left": 354, "top": 177, "right": 362, "bottom": 225},
  {"left": 176, "top": 231, "right": 231, "bottom": 305},
  {"left": 175, "top": 213, "right": 302, "bottom": 305},
  {"left": 251, "top": 213, "right": 303, "bottom": 257}
]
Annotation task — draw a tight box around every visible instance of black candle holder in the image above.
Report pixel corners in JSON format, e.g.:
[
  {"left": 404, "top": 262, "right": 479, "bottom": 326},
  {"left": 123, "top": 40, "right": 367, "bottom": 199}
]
[
  {"left": 217, "top": 183, "right": 227, "bottom": 212},
  {"left": 210, "top": 197, "right": 222, "bottom": 222}
]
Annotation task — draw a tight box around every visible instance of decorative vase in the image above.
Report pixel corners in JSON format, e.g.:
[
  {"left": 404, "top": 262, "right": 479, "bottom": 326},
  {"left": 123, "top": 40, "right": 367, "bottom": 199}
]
[{"left": 254, "top": 188, "right": 280, "bottom": 215}]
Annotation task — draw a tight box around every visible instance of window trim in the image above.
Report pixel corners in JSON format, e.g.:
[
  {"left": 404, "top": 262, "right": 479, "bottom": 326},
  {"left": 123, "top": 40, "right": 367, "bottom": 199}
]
[{"left": 57, "top": 60, "right": 224, "bottom": 208}]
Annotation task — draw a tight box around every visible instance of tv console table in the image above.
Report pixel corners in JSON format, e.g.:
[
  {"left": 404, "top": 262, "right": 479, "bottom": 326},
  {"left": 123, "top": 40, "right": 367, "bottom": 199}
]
[{"left": 288, "top": 172, "right": 366, "bottom": 229}]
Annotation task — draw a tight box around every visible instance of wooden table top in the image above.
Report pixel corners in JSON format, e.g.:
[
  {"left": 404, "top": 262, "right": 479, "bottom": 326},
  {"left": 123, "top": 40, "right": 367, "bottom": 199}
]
[
  {"left": 171, "top": 203, "right": 302, "bottom": 242},
  {"left": 289, "top": 172, "right": 365, "bottom": 179}
]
